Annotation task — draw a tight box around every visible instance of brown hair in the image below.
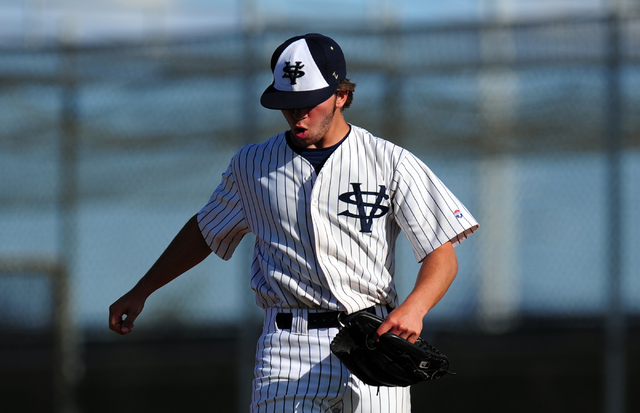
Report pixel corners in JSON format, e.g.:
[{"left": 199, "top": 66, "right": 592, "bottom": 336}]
[{"left": 336, "top": 78, "right": 356, "bottom": 110}]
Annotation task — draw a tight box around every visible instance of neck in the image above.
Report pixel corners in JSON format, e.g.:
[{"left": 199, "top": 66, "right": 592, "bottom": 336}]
[{"left": 315, "top": 111, "right": 350, "bottom": 149}]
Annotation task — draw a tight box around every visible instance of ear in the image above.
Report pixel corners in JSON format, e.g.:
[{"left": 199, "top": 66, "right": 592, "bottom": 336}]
[{"left": 335, "top": 90, "right": 349, "bottom": 110}]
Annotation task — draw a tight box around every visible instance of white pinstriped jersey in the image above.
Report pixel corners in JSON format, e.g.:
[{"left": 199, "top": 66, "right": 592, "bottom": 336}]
[{"left": 198, "top": 125, "right": 478, "bottom": 314}]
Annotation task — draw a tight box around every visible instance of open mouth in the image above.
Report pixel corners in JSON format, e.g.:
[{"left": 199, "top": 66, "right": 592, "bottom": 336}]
[{"left": 293, "top": 127, "right": 308, "bottom": 138}]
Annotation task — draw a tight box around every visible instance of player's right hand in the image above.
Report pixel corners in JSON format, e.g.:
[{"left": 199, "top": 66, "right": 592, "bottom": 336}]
[{"left": 108, "top": 291, "right": 145, "bottom": 335}]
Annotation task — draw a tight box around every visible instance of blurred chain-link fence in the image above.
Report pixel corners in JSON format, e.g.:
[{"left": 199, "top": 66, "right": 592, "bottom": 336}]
[{"left": 1, "top": 17, "right": 639, "bottom": 341}]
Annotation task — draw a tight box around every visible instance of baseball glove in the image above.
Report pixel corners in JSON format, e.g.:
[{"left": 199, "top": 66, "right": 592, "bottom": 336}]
[{"left": 330, "top": 311, "right": 453, "bottom": 387}]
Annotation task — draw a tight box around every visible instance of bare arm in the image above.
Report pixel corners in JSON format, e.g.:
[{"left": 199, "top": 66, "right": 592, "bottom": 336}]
[
  {"left": 108, "top": 214, "right": 212, "bottom": 335},
  {"left": 376, "top": 241, "right": 458, "bottom": 343}
]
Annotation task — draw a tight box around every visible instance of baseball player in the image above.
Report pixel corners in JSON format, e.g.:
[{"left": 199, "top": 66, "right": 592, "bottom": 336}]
[{"left": 109, "top": 33, "right": 478, "bottom": 412}]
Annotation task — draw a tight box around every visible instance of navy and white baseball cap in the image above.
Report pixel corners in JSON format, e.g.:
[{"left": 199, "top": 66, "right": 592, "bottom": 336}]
[{"left": 260, "top": 33, "right": 347, "bottom": 110}]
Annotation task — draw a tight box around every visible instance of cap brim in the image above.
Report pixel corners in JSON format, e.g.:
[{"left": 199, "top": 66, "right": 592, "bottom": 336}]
[{"left": 260, "top": 84, "right": 337, "bottom": 110}]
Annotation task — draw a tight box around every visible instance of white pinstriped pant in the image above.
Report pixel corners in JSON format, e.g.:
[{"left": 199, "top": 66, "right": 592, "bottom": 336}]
[{"left": 251, "top": 307, "right": 411, "bottom": 413}]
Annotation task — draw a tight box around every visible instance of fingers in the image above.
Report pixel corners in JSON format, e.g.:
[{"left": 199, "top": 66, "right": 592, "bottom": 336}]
[
  {"left": 375, "top": 319, "right": 393, "bottom": 339},
  {"left": 108, "top": 309, "right": 125, "bottom": 335},
  {"left": 376, "top": 323, "right": 419, "bottom": 343},
  {"left": 108, "top": 294, "right": 143, "bottom": 335},
  {"left": 120, "top": 315, "right": 135, "bottom": 335},
  {"left": 108, "top": 306, "right": 133, "bottom": 335},
  {"left": 109, "top": 310, "right": 137, "bottom": 335},
  {"left": 375, "top": 311, "right": 422, "bottom": 344}
]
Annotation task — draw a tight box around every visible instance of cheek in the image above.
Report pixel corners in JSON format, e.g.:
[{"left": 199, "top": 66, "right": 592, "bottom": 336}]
[
  {"left": 281, "top": 112, "right": 294, "bottom": 125},
  {"left": 309, "top": 108, "right": 331, "bottom": 125}
]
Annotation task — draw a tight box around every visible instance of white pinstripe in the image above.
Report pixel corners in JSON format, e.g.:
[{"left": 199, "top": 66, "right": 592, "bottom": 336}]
[
  {"left": 197, "top": 124, "right": 478, "bottom": 412},
  {"left": 252, "top": 307, "right": 410, "bottom": 413}
]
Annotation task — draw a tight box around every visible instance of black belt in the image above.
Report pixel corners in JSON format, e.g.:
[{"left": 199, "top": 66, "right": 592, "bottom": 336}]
[{"left": 275, "top": 306, "right": 390, "bottom": 330}]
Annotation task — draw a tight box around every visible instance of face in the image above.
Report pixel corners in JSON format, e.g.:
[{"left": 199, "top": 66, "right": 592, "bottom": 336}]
[{"left": 281, "top": 93, "right": 345, "bottom": 149}]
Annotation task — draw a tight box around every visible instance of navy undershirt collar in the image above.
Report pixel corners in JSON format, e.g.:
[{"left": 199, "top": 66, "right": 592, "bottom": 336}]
[{"left": 286, "top": 126, "right": 351, "bottom": 174}]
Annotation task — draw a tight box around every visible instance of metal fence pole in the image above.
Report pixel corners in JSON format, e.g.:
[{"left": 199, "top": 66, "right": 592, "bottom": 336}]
[
  {"left": 237, "top": 13, "right": 263, "bottom": 412},
  {"left": 604, "top": 11, "right": 626, "bottom": 413},
  {"left": 56, "top": 43, "right": 82, "bottom": 413},
  {"left": 477, "top": 16, "right": 521, "bottom": 333}
]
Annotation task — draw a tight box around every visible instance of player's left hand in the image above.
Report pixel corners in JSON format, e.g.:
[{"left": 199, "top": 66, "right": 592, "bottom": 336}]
[{"left": 375, "top": 304, "right": 424, "bottom": 344}]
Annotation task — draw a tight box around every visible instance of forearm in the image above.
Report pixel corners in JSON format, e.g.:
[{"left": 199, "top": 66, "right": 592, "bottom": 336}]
[
  {"left": 131, "top": 214, "right": 212, "bottom": 299},
  {"left": 109, "top": 214, "right": 212, "bottom": 335},
  {"left": 402, "top": 241, "right": 458, "bottom": 317},
  {"left": 377, "top": 241, "right": 458, "bottom": 342}
]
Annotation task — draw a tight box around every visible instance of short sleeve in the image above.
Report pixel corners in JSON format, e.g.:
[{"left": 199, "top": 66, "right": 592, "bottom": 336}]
[
  {"left": 392, "top": 153, "right": 478, "bottom": 262},
  {"left": 197, "top": 162, "right": 250, "bottom": 260}
]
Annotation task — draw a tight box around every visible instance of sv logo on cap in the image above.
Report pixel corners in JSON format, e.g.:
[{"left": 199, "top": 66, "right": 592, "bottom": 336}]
[{"left": 282, "top": 61, "right": 305, "bottom": 85}]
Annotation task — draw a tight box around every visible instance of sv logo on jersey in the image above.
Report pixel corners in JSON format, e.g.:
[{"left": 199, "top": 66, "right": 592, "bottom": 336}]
[
  {"left": 338, "top": 183, "right": 390, "bottom": 233},
  {"left": 282, "top": 61, "right": 305, "bottom": 84}
]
